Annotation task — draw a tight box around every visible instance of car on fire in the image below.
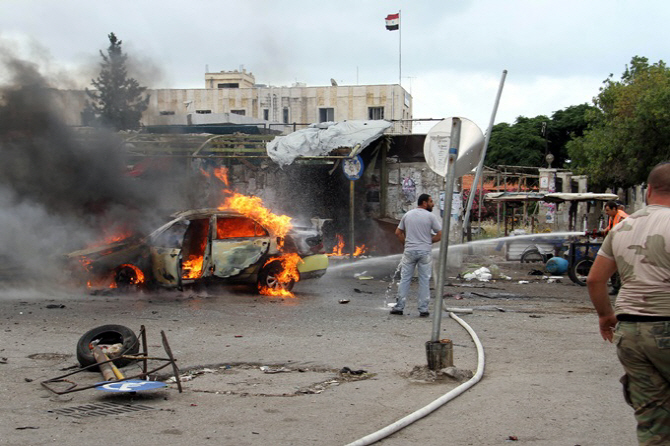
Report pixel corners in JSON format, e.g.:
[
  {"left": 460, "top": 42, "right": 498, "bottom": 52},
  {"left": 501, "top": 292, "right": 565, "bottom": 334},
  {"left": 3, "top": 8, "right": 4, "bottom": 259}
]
[{"left": 65, "top": 209, "right": 328, "bottom": 293}]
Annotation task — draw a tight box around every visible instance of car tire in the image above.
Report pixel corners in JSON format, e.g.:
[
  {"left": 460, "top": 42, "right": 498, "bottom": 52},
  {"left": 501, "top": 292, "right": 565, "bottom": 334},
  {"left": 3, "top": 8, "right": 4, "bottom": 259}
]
[
  {"left": 76, "top": 324, "right": 140, "bottom": 370},
  {"left": 568, "top": 258, "right": 593, "bottom": 286},
  {"left": 257, "top": 261, "right": 295, "bottom": 293},
  {"left": 520, "top": 249, "right": 544, "bottom": 263},
  {"left": 114, "top": 265, "right": 142, "bottom": 290}
]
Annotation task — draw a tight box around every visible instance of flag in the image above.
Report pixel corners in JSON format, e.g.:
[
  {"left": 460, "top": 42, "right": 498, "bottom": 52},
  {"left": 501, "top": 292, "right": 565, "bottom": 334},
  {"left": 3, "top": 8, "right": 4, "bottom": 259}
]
[{"left": 385, "top": 13, "right": 399, "bottom": 31}]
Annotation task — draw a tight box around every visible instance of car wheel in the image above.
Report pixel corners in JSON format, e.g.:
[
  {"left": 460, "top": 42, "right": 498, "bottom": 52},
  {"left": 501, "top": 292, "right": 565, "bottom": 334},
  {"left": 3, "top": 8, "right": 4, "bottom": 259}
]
[
  {"left": 257, "top": 261, "right": 295, "bottom": 293},
  {"left": 568, "top": 258, "right": 593, "bottom": 286},
  {"left": 76, "top": 324, "right": 140, "bottom": 370},
  {"left": 114, "top": 265, "right": 143, "bottom": 290},
  {"left": 520, "top": 249, "right": 544, "bottom": 263}
]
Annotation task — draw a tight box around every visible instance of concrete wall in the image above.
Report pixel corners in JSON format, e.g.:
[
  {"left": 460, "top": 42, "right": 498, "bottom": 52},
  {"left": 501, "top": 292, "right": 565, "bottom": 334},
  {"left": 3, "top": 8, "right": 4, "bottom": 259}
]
[{"left": 53, "top": 84, "right": 413, "bottom": 134}]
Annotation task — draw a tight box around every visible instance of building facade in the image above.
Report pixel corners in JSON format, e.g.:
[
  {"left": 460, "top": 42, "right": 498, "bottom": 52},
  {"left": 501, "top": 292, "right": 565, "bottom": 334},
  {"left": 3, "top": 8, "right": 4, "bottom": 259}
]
[{"left": 55, "top": 69, "right": 413, "bottom": 134}]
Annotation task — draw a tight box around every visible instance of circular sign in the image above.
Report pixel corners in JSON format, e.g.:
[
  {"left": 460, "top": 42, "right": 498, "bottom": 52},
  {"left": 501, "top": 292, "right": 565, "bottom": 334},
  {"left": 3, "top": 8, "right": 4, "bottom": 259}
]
[
  {"left": 423, "top": 117, "right": 485, "bottom": 178},
  {"left": 342, "top": 155, "right": 364, "bottom": 180},
  {"left": 95, "top": 379, "right": 168, "bottom": 392}
]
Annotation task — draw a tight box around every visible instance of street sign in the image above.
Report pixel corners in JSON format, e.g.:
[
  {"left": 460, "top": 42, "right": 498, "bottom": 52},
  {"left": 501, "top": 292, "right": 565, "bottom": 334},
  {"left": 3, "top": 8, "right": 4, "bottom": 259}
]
[
  {"left": 423, "top": 117, "right": 484, "bottom": 178},
  {"left": 342, "top": 155, "right": 364, "bottom": 180},
  {"left": 95, "top": 379, "right": 168, "bottom": 392}
]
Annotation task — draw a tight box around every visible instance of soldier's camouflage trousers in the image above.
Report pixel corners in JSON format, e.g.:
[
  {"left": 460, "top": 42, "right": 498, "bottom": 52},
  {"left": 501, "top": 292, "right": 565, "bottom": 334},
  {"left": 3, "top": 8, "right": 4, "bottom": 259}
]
[{"left": 615, "top": 321, "right": 670, "bottom": 446}]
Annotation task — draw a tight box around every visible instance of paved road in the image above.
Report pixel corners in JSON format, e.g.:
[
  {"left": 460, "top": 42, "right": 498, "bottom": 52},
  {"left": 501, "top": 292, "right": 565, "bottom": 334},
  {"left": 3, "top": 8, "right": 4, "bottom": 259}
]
[{"left": 0, "top": 257, "right": 636, "bottom": 445}]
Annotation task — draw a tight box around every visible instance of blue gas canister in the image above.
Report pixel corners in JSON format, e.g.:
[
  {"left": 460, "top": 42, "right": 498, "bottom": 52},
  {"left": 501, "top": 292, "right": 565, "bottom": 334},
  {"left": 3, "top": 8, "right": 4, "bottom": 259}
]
[{"left": 545, "top": 257, "right": 568, "bottom": 274}]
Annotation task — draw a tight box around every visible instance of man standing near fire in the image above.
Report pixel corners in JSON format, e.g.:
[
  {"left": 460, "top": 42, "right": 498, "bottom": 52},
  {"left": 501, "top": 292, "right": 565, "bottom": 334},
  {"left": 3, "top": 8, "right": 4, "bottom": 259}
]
[
  {"left": 391, "top": 193, "right": 442, "bottom": 317},
  {"left": 587, "top": 162, "right": 670, "bottom": 445}
]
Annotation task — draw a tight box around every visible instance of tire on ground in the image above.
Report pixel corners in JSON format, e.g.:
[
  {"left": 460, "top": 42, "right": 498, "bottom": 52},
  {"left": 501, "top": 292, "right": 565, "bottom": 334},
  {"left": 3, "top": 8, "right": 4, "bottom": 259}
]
[
  {"left": 76, "top": 324, "right": 140, "bottom": 370},
  {"left": 568, "top": 258, "right": 593, "bottom": 286}
]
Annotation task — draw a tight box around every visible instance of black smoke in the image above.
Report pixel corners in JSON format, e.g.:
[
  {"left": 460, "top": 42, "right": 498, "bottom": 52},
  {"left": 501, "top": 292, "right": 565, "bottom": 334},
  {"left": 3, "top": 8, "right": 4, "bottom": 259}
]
[{"left": 0, "top": 45, "right": 191, "bottom": 286}]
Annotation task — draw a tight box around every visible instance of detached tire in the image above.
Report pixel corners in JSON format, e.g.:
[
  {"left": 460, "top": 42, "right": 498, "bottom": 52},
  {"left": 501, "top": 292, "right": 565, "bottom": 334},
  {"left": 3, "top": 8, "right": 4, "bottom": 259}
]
[
  {"left": 568, "top": 258, "right": 593, "bottom": 286},
  {"left": 76, "top": 324, "right": 139, "bottom": 370},
  {"left": 257, "top": 261, "right": 295, "bottom": 293}
]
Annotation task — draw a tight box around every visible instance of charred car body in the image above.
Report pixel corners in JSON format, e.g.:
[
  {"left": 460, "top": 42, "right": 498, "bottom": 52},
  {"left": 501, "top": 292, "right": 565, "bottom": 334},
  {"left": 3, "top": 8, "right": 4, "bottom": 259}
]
[{"left": 66, "top": 209, "right": 328, "bottom": 292}]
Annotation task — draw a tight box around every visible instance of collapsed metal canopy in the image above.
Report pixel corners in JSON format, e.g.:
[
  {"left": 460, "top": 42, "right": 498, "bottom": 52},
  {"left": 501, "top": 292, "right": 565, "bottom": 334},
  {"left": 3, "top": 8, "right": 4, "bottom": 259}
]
[{"left": 484, "top": 191, "right": 618, "bottom": 203}]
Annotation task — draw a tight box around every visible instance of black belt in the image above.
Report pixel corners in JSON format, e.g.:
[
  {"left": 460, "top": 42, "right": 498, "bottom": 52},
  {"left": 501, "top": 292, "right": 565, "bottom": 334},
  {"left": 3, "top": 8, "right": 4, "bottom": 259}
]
[{"left": 617, "top": 314, "right": 670, "bottom": 322}]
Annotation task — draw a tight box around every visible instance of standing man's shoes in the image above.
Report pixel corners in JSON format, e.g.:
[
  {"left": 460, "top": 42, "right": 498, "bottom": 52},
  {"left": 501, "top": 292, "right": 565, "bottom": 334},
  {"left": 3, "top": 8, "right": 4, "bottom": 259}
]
[
  {"left": 390, "top": 309, "right": 403, "bottom": 315},
  {"left": 419, "top": 312, "right": 430, "bottom": 317}
]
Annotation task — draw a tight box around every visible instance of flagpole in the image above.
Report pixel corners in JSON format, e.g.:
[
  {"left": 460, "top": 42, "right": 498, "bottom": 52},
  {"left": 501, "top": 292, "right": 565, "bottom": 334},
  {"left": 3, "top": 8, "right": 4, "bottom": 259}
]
[{"left": 398, "top": 10, "right": 402, "bottom": 86}]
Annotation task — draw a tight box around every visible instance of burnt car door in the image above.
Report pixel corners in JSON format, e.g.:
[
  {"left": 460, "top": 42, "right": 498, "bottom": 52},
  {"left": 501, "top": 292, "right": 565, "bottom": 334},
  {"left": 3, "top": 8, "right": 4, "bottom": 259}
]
[
  {"left": 211, "top": 216, "right": 271, "bottom": 278},
  {"left": 149, "top": 217, "right": 212, "bottom": 287},
  {"left": 149, "top": 218, "right": 188, "bottom": 287}
]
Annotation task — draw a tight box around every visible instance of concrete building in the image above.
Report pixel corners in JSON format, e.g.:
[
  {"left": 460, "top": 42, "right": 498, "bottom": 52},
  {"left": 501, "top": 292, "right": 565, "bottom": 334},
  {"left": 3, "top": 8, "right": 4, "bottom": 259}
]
[{"left": 55, "top": 69, "right": 413, "bottom": 134}]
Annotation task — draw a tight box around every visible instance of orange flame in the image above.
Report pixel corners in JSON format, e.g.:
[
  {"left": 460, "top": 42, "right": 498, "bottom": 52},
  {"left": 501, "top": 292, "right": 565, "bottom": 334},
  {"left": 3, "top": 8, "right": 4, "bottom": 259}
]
[
  {"left": 182, "top": 256, "right": 203, "bottom": 279},
  {"left": 327, "top": 234, "right": 367, "bottom": 257},
  {"left": 213, "top": 167, "right": 229, "bottom": 186},
  {"left": 353, "top": 244, "right": 367, "bottom": 256},
  {"left": 221, "top": 193, "right": 292, "bottom": 237},
  {"left": 259, "top": 253, "right": 302, "bottom": 297},
  {"left": 327, "top": 234, "right": 345, "bottom": 256}
]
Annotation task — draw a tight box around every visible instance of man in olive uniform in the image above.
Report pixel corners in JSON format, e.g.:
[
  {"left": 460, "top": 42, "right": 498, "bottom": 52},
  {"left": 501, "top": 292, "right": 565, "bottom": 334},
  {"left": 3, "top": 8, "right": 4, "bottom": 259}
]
[{"left": 588, "top": 162, "right": 670, "bottom": 445}]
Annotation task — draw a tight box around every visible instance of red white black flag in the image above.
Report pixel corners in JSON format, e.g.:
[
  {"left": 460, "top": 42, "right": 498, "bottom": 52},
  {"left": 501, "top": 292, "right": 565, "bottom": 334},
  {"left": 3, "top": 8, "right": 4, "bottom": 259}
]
[{"left": 385, "top": 13, "right": 399, "bottom": 31}]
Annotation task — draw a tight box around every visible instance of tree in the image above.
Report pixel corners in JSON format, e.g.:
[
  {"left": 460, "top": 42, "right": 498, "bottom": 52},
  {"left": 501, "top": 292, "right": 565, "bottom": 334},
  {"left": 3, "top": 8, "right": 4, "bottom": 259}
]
[
  {"left": 485, "top": 105, "right": 595, "bottom": 169},
  {"left": 486, "top": 116, "right": 549, "bottom": 167},
  {"left": 568, "top": 56, "right": 670, "bottom": 189},
  {"left": 84, "top": 33, "right": 149, "bottom": 131}
]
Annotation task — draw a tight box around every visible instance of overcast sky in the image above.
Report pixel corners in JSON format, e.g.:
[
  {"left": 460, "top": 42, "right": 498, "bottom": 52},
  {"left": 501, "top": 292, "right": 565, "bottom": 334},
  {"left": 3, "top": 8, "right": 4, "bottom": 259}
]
[{"left": 1, "top": 0, "right": 668, "bottom": 133}]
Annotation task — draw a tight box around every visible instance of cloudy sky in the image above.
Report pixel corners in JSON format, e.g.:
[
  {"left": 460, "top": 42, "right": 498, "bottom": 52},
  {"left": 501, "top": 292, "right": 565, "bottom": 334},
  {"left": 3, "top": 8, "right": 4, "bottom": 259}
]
[{"left": 1, "top": 0, "right": 668, "bottom": 133}]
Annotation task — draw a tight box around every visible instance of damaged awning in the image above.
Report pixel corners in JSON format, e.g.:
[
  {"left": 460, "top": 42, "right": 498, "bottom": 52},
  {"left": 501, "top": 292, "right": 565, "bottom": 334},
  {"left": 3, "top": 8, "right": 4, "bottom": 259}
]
[
  {"left": 484, "top": 192, "right": 546, "bottom": 202},
  {"left": 485, "top": 191, "right": 618, "bottom": 203},
  {"left": 542, "top": 192, "right": 618, "bottom": 203},
  {"left": 266, "top": 120, "right": 392, "bottom": 166}
]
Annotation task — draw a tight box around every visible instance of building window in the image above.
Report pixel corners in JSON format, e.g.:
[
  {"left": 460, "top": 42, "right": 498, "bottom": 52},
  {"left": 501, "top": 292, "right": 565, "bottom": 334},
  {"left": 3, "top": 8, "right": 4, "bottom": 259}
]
[
  {"left": 319, "top": 108, "right": 334, "bottom": 122},
  {"left": 196, "top": 110, "right": 212, "bottom": 114},
  {"left": 283, "top": 108, "right": 289, "bottom": 124},
  {"left": 217, "top": 83, "right": 239, "bottom": 88},
  {"left": 159, "top": 111, "right": 175, "bottom": 115},
  {"left": 231, "top": 110, "right": 246, "bottom": 116},
  {"left": 368, "top": 107, "right": 384, "bottom": 120},
  {"left": 263, "top": 109, "right": 269, "bottom": 121}
]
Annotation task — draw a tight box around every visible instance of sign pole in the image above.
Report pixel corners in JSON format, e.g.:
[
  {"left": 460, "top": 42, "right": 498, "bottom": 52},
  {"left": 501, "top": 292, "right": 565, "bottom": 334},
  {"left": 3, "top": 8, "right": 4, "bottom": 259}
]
[
  {"left": 462, "top": 70, "right": 508, "bottom": 242},
  {"left": 350, "top": 179, "right": 355, "bottom": 259},
  {"left": 431, "top": 118, "right": 461, "bottom": 343}
]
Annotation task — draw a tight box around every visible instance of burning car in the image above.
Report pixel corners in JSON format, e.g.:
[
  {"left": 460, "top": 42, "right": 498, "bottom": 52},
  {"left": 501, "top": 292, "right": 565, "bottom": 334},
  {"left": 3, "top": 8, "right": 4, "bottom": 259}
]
[{"left": 66, "top": 208, "right": 328, "bottom": 294}]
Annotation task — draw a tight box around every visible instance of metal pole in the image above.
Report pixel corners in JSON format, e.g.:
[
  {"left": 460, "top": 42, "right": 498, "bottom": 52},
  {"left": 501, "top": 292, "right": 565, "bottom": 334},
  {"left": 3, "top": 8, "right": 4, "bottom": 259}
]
[
  {"left": 350, "top": 180, "right": 355, "bottom": 259},
  {"left": 398, "top": 10, "right": 402, "bottom": 86},
  {"left": 431, "top": 118, "right": 461, "bottom": 343},
  {"left": 462, "top": 70, "right": 508, "bottom": 243}
]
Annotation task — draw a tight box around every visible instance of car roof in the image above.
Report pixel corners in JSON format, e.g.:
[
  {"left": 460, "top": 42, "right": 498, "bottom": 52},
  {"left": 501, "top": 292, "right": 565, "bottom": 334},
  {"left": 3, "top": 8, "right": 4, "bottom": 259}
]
[{"left": 170, "top": 208, "right": 245, "bottom": 220}]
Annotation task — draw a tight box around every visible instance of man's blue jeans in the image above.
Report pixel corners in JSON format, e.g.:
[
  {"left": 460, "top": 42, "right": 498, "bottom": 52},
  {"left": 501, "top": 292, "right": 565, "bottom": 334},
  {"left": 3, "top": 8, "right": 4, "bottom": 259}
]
[{"left": 394, "top": 250, "right": 432, "bottom": 313}]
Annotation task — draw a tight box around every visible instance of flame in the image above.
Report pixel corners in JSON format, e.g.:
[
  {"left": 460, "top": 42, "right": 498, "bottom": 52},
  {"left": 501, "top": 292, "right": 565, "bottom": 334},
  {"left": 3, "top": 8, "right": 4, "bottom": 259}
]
[
  {"left": 259, "top": 253, "right": 302, "bottom": 297},
  {"left": 327, "top": 234, "right": 367, "bottom": 257},
  {"left": 84, "top": 263, "right": 145, "bottom": 289},
  {"left": 353, "top": 244, "right": 367, "bottom": 256},
  {"left": 327, "top": 234, "right": 345, "bottom": 256},
  {"left": 182, "top": 256, "right": 203, "bottom": 279},
  {"left": 221, "top": 193, "right": 292, "bottom": 237},
  {"left": 213, "top": 166, "right": 229, "bottom": 186}
]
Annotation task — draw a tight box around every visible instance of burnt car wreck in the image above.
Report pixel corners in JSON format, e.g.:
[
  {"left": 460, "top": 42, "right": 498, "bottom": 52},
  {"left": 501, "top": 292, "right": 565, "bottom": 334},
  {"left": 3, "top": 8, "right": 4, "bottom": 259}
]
[{"left": 66, "top": 209, "right": 328, "bottom": 294}]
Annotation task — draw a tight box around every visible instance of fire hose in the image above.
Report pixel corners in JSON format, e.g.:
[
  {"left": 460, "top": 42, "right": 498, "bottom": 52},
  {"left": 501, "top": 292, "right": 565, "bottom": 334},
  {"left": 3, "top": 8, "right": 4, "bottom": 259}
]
[{"left": 345, "top": 312, "right": 485, "bottom": 446}]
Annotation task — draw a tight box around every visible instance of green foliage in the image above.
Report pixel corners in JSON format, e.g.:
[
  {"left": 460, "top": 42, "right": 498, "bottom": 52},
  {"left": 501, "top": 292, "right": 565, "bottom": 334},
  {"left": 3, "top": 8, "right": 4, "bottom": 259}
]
[
  {"left": 486, "top": 105, "right": 593, "bottom": 169},
  {"left": 84, "top": 33, "right": 149, "bottom": 131},
  {"left": 568, "top": 56, "right": 670, "bottom": 189}
]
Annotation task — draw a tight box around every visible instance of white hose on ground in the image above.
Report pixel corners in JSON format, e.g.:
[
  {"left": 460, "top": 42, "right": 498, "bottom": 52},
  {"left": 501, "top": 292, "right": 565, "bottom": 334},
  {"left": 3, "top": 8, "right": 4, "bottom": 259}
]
[{"left": 345, "top": 312, "right": 485, "bottom": 446}]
